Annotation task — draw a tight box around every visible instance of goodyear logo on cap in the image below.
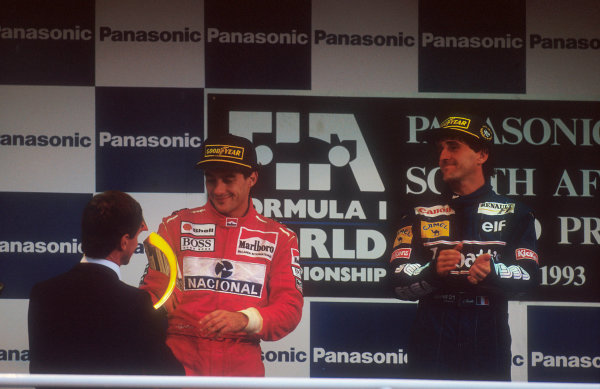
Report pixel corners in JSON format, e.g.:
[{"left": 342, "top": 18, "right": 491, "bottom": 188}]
[
  {"left": 440, "top": 117, "right": 471, "bottom": 130},
  {"left": 204, "top": 145, "right": 244, "bottom": 160}
]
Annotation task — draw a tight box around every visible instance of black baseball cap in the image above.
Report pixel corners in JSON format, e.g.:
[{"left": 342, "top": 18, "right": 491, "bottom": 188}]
[
  {"left": 425, "top": 115, "right": 494, "bottom": 149},
  {"left": 196, "top": 133, "right": 258, "bottom": 172}
]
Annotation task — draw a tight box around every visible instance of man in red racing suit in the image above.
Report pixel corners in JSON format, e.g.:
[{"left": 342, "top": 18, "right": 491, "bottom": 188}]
[{"left": 141, "top": 134, "right": 303, "bottom": 376}]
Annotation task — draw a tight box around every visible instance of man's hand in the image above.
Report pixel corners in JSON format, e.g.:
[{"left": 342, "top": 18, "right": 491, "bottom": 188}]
[
  {"left": 197, "top": 310, "right": 249, "bottom": 339},
  {"left": 467, "top": 253, "right": 492, "bottom": 284},
  {"left": 436, "top": 243, "right": 463, "bottom": 277}
]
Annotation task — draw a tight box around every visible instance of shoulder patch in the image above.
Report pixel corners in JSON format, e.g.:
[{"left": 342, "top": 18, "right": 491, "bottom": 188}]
[{"left": 394, "top": 226, "right": 413, "bottom": 246}]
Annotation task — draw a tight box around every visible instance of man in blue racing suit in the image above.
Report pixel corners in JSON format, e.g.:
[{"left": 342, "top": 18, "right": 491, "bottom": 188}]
[{"left": 389, "top": 115, "right": 539, "bottom": 381}]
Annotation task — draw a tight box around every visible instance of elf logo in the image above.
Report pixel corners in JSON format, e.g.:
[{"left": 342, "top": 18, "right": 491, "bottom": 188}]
[
  {"left": 482, "top": 220, "right": 506, "bottom": 232},
  {"left": 228, "top": 111, "right": 384, "bottom": 192}
]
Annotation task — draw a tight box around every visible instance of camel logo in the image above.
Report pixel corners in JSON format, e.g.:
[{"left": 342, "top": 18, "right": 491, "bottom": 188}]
[
  {"left": 421, "top": 220, "right": 450, "bottom": 239},
  {"left": 228, "top": 111, "right": 384, "bottom": 192},
  {"left": 393, "top": 226, "right": 413, "bottom": 246}
]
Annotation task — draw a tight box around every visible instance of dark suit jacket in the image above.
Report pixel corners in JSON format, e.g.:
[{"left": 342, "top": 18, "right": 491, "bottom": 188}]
[{"left": 28, "top": 262, "right": 184, "bottom": 376}]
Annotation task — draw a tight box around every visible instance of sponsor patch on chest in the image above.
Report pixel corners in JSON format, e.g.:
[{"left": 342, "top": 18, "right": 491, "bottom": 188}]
[
  {"left": 478, "top": 202, "right": 515, "bottom": 215},
  {"left": 391, "top": 248, "right": 412, "bottom": 260},
  {"left": 180, "top": 236, "right": 214, "bottom": 252},
  {"left": 236, "top": 227, "right": 278, "bottom": 261},
  {"left": 182, "top": 257, "right": 266, "bottom": 297},
  {"left": 515, "top": 248, "right": 539, "bottom": 264},
  {"left": 180, "top": 222, "right": 215, "bottom": 236},
  {"left": 421, "top": 220, "right": 450, "bottom": 239},
  {"left": 394, "top": 226, "right": 413, "bottom": 246},
  {"left": 415, "top": 205, "right": 455, "bottom": 217}
]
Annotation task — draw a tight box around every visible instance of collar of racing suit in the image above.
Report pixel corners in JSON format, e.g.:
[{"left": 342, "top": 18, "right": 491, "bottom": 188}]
[
  {"left": 445, "top": 182, "right": 492, "bottom": 209},
  {"left": 205, "top": 197, "right": 258, "bottom": 228}
]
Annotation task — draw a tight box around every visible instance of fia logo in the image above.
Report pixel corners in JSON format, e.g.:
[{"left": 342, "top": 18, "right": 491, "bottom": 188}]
[{"left": 228, "top": 111, "right": 384, "bottom": 192}]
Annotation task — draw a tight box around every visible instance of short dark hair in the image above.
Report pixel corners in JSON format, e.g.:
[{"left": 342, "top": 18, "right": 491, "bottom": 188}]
[
  {"left": 81, "top": 191, "right": 144, "bottom": 258},
  {"left": 461, "top": 136, "right": 494, "bottom": 180}
]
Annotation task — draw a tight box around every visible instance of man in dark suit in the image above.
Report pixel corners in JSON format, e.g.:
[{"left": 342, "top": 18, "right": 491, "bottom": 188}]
[{"left": 28, "top": 190, "right": 184, "bottom": 377}]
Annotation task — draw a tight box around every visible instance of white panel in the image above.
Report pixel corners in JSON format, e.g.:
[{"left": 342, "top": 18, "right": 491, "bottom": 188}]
[
  {"left": 526, "top": 0, "right": 600, "bottom": 99},
  {"left": 276, "top": 163, "right": 301, "bottom": 190},
  {"left": 309, "top": 164, "right": 331, "bottom": 190},
  {"left": 509, "top": 301, "right": 529, "bottom": 381},
  {"left": 311, "top": 0, "right": 419, "bottom": 94},
  {"left": 0, "top": 86, "right": 95, "bottom": 193},
  {"left": 276, "top": 112, "right": 300, "bottom": 143},
  {"left": 95, "top": 0, "right": 204, "bottom": 87},
  {"left": 0, "top": 300, "right": 30, "bottom": 373}
]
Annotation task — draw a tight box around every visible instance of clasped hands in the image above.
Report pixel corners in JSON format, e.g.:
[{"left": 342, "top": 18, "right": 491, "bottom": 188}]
[{"left": 436, "top": 243, "right": 491, "bottom": 284}]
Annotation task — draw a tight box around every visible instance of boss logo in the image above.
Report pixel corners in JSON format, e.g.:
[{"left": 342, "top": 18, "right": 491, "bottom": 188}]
[{"left": 181, "top": 237, "right": 215, "bottom": 252}]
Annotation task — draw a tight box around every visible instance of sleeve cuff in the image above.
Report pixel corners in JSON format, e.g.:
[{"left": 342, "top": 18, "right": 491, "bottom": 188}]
[{"left": 238, "top": 307, "right": 263, "bottom": 334}]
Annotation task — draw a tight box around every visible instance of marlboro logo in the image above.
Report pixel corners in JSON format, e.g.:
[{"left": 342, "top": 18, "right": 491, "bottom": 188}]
[{"left": 236, "top": 227, "right": 278, "bottom": 261}]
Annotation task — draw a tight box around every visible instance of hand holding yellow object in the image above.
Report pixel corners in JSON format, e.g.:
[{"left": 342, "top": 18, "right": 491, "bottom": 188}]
[{"left": 146, "top": 232, "right": 177, "bottom": 309}]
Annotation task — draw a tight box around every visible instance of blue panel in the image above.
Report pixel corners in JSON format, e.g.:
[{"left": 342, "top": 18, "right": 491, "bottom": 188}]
[
  {"left": 528, "top": 306, "right": 600, "bottom": 383},
  {"left": 310, "top": 301, "right": 416, "bottom": 378}
]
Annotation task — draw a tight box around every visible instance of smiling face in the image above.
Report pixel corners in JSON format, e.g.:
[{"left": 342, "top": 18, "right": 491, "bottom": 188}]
[
  {"left": 437, "top": 138, "right": 488, "bottom": 194},
  {"left": 204, "top": 168, "right": 257, "bottom": 217}
]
